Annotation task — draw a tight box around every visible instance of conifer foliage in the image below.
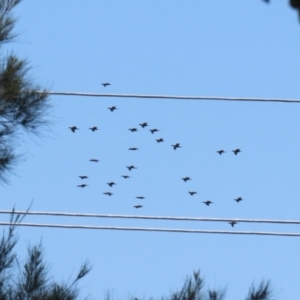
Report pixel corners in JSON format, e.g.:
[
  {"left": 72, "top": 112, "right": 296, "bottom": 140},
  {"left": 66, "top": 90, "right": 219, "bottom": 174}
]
[
  {"left": 164, "top": 271, "right": 273, "bottom": 300},
  {"left": 0, "top": 209, "right": 91, "bottom": 300},
  {"left": 0, "top": 0, "right": 50, "bottom": 184}
]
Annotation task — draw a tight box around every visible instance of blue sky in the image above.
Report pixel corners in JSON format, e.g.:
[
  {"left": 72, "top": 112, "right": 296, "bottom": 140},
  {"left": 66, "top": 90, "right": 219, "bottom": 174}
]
[{"left": 2, "top": 1, "right": 300, "bottom": 299}]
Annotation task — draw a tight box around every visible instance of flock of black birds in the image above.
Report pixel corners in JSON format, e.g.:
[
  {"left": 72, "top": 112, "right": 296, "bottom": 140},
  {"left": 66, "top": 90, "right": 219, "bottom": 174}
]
[{"left": 69, "top": 83, "right": 243, "bottom": 227}]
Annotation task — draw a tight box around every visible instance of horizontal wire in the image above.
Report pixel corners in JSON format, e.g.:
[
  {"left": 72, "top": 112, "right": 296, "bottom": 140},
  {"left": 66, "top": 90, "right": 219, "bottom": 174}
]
[
  {"left": 42, "top": 92, "right": 300, "bottom": 104},
  {"left": 1, "top": 210, "right": 300, "bottom": 225},
  {"left": 0, "top": 222, "right": 299, "bottom": 237}
]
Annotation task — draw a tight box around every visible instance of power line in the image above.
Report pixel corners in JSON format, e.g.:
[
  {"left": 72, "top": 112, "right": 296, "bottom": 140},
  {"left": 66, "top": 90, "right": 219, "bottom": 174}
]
[
  {"left": 1, "top": 210, "right": 300, "bottom": 225},
  {"left": 0, "top": 222, "right": 299, "bottom": 237},
  {"left": 42, "top": 91, "right": 300, "bottom": 104}
]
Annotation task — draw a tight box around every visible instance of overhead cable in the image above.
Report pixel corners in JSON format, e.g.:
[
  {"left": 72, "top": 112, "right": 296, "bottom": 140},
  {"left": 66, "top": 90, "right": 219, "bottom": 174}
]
[
  {"left": 0, "top": 222, "right": 299, "bottom": 237},
  {"left": 42, "top": 92, "right": 300, "bottom": 104},
  {"left": 1, "top": 210, "right": 300, "bottom": 225}
]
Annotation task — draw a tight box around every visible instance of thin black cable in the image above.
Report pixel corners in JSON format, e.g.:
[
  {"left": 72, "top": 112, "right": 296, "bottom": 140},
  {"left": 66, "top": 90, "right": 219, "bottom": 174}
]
[
  {"left": 0, "top": 222, "right": 299, "bottom": 237},
  {"left": 41, "top": 92, "right": 300, "bottom": 104},
  {"left": 0, "top": 210, "right": 300, "bottom": 225}
]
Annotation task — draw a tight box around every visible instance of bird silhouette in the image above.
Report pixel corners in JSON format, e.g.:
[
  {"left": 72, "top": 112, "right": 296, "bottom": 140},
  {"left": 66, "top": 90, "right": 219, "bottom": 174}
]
[
  {"left": 108, "top": 106, "right": 118, "bottom": 112},
  {"left": 139, "top": 122, "right": 148, "bottom": 128},
  {"left": 102, "top": 83, "right": 110, "bottom": 87},
  {"left": 182, "top": 177, "right": 191, "bottom": 182},
  {"left": 69, "top": 126, "right": 79, "bottom": 133},
  {"left": 203, "top": 200, "right": 213, "bottom": 206},
  {"left": 89, "top": 126, "right": 98, "bottom": 132},
  {"left": 232, "top": 148, "right": 241, "bottom": 155},
  {"left": 107, "top": 182, "right": 116, "bottom": 187},
  {"left": 229, "top": 221, "right": 237, "bottom": 227},
  {"left": 217, "top": 150, "right": 225, "bottom": 155},
  {"left": 156, "top": 138, "right": 164, "bottom": 143},
  {"left": 127, "top": 165, "right": 137, "bottom": 171},
  {"left": 188, "top": 191, "right": 197, "bottom": 196},
  {"left": 149, "top": 129, "right": 159, "bottom": 134},
  {"left": 234, "top": 197, "right": 243, "bottom": 203},
  {"left": 172, "top": 143, "right": 181, "bottom": 150},
  {"left": 78, "top": 184, "right": 88, "bottom": 188},
  {"left": 128, "top": 147, "right": 138, "bottom": 151},
  {"left": 134, "top": 205, "right": 143, "bottom": 209},
  {"left": 136, "top": 196, "right": 145, "bottom": 199},
  {"left": 89, "top": 159, "right": 99, "bottom": 162},
  {"left": 79, "top": 176, "right": 88, "bottom": 180},
  {"left": 121, "top": 175, "right": 130, "bottom": 179},
  {"left": 103, "top": 192, "right": 113, "bottom": 196},
  {"left": 129, "top": 128, "right": 138, "bottom": 132}
]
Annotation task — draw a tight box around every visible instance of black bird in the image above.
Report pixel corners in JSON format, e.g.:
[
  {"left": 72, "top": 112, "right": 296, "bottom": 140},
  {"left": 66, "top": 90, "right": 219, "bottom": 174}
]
[
  {"left": 188, "top": 191, "right": 197, "bottom": 196},
  {"left": 136, "top": 196, "right": 145, "bottom": 199},
  {"left": 78, "top": 184, "right": 88, "bottom": 188},
  {"left": 79, "top": 176, "right": 88, "bottom": 180},
  {"left": 129, "top": 147, "right": 138, "bottom": 151},
  {"left": 129, "top": 128, "right": 138, "bottom": 132},
  {"left": 89, "top": 126, "right": 98, "bottom": 132},
  {"left": 149, "top": 128, "right": 159, "bottom": 134},
  {"left": 217, "top": 150, "right": 225, "bottom": 155},
  {"left": 121, "top": 175, "right": 130, "bottom": 179},
  {"left": 229, "top": 221, "right": 237, "bottom": 227},
  {"left": 103, "top": 192, "right": 113, "bottom": 196},
  {"left": 234, "top": 197, "right": 243, "bottom": 203},
  {"left": 102, "top": 83, "right": 110, "bottom": 87},
  {"left": 69, "top": 126, "right": 79, "bottom": 133},
  {"left": 108, "top": 106, "right": 118, "bottom": 112},
  {"left": 182, "top": 177, "right": 191, "bottom": 182},
  {"left": 139, "top": 122, "right": 148, "bottom": 128},
  {"left": 156, "top": 138, "right": 164, "bottom": 143},
  {"left": 232, "top": 148, "right": 241, "bottom": 155},
  {"left": 203, "top": 200, "right": 213, "bottom": 206},
  {"left": 89, "top": 159, "right": 99, "bottom": 162},
  {"left": 134, "top": 205, "right": 143, "bottom": 209},
  {"left": 127, "top": 165, "right": 137, "bottom": 171},
  {"left": 107, "top": 182, "right": 116, "bottom": 187},
  {"left": 172, "top": 143, "right": 181, "bottom": 150}
]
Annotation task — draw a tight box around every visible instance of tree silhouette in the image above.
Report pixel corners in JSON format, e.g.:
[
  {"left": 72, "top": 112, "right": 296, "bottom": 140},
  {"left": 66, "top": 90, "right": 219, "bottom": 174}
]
[
  {"left": 0, "top": 209, "right": 91, "bottom": 300},
  {"left": 163, "top": 271, "right": 272, "bottom": 300},
  {"left": 0, "top": 0, "right": 50, "bottom": 184}
]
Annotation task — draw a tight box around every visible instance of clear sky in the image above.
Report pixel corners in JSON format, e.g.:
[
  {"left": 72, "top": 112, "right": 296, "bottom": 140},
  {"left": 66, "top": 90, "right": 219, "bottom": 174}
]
[{"left": 2, "top": 1, "right": 300, "bottom": 299}]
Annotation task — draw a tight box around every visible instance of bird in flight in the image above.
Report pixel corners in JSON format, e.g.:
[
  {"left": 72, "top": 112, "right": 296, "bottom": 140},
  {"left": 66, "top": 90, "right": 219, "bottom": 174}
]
[
  {"left": 229, "top": 221, "right": 237, "bottom": 227},
  {"left": 182, "top": 177, "right": 191, "bottom": 182},
  {"left": 102, "top": 83, "right": 110, "bottom": 87},
  {"left": 127, "top": 165, "right": 137, "bottom": 171},
  {"left": 234, "top": 197, "right": 243, "bottom": 203},
  {"left": 107, "top": 182, "right": 116, "bottom": 187},
  {"left": 79, "top": 176, "right": 88, "bottom": 180},
  {"left": 89, "top": 159, "right": 99, "bottom": 163},
  {"left": 108, "top": 106, "right": 118, "bottom": 112},
  {"left": 134, "top": 205, "right": 143, "bottom": 209},
  {"left": 156, "top": 138, "right": 164, "bottom": 143},
  {"left": 78, "top": 184, "right": 88, "bottom": 188},
  {"left": 172, "top": 143, "right": 181, "bottom": 150},
  {"left": 139, "top": 122, "right": 148, "bottom": 128},
  {"left": 129, "top": 128, "right": 138, "bottom": 132},
  {"left": 203, "top": 200, "right": 213, "bottom": 206},
  {"left": 128, "top": 147, "right": 138, "bottom": 151},
  {"left": 188, "top": 191, "right": 197, "bottom": 196},
  {"left": 121, "top": 175, "right": 130, "bottom": 179},
  {"left": 232, "top": 148, "right": 241, "bottom": 155},
  {"left": 149, "top": 129, "right": 159, "bottom": 134},
  {"left": 89, "top": 126, "right": 98, "bottom": 132},
  {"left": 103, "top": 192, "right": 113, "bottom": 196},
  {"left": 217, "top": 150, "right": 225, "bottom": 155},
  {"left": 136, "top": 196, "right": 145, "bottom": 199},
  {"left": 69, "top": 126, "right": 79, "bottom": 133}
]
